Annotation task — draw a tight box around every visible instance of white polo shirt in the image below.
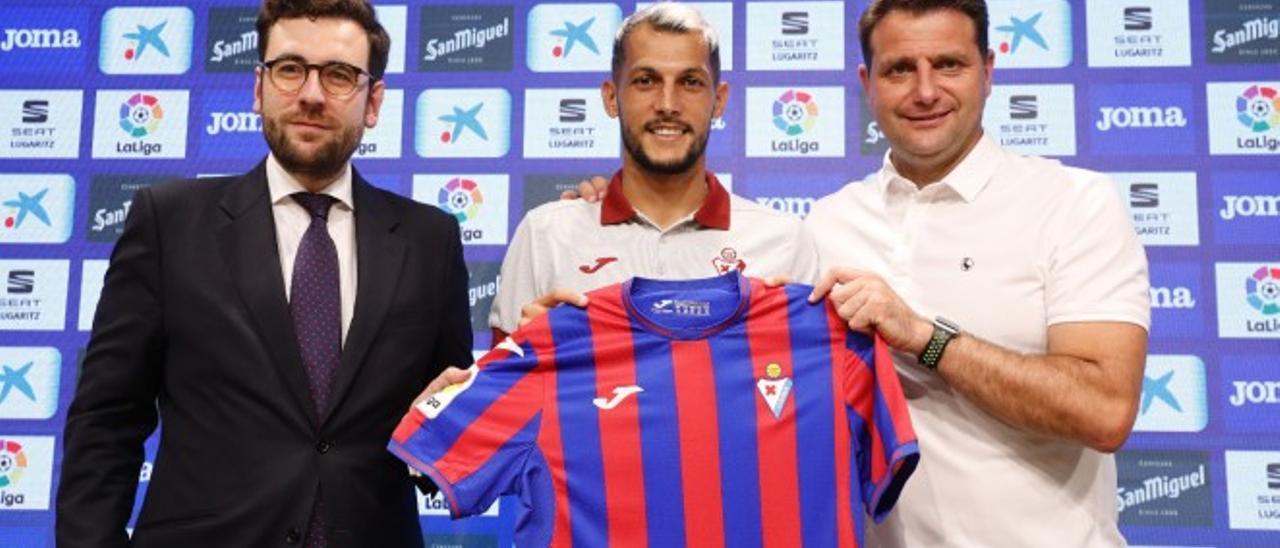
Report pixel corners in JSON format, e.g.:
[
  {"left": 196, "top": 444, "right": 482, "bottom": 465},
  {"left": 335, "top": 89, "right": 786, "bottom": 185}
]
[
  {"left": 805, "top": 135, "right": 1150, "bottom": 548},
  {"left": 489, "top": 170, "right": 820, "bottom": 334}
]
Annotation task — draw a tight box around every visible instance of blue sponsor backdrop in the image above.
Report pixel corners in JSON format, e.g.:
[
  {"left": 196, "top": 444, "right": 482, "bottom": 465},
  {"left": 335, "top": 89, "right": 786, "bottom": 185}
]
[{"left": 1, "top": 0, "right": 1278, "bottom": 545}]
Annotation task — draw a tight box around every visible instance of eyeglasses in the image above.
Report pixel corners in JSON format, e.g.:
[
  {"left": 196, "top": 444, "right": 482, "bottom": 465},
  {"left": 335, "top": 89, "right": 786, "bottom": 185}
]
[{"left": 258, "top": 58, "right": 376, "bottom": 97}]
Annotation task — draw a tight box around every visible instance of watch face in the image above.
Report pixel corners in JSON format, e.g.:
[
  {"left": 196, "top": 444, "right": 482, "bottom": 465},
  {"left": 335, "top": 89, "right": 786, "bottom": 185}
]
[{"left": 935, "top": 316, "right": 961, "bottom": 335}]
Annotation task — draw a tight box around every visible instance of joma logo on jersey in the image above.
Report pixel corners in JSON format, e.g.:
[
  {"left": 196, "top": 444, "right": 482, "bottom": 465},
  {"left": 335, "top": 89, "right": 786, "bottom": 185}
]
[
  {"left": 1096, "top": 106, "right": 1187, "bottom": 131},
  {"left": 205, "top": 111, "right": 261, "bottom": 135},
  {"left": 1220, "top": 194, "right": 1280, "bottom": 220},
  {"left": 1150, "top": 285, "right": 1196, "bottom": 309},
  {"left": 1229, "top": 381, "right": 1280, "bottom": 406},
  {"left": 0, "top": 28, "right": 81, "bottom": 51}
]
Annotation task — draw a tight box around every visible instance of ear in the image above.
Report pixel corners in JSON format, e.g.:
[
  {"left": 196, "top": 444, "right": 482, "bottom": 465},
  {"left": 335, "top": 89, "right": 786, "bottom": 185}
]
[
  {"left": 982, "top": 49, "right": 995, "bottom": 98},
  {"left": 601, "top": 79, "right": 619, "bottom": 119},
  {"left": 712, "top": 80, "right": 729, "bottom": 119},
  {"left": 364, "top": 80, "right": 385, "bottom": 128},
  {"left": 253, "top": 66, "right": 264, "bottom": 114},
  {"left": 857, "top": 63, "right": 871, "bottom": 97}
]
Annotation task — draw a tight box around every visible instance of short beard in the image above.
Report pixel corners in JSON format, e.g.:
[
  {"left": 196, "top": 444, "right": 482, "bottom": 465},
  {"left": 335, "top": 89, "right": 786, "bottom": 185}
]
[
  {"left": 262, "top": 114, "right": 362, "bottom": 181},
  {"left": 621, "top": 119, "right": 710, "bottom": 176}
]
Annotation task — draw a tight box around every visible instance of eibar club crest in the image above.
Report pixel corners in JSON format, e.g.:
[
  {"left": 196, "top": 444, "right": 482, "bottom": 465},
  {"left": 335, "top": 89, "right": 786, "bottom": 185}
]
[
  {"left": 756, "top": 362, "right": 792, "bottom": 418},
  {"left": 712, "top": 247, "right": 746, "bottom": 274}
]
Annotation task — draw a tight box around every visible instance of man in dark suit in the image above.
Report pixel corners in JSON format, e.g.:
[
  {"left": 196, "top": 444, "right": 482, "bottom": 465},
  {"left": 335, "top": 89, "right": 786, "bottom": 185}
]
[{"left": 56, "top": 1, "right": 472, "bottom": 546}]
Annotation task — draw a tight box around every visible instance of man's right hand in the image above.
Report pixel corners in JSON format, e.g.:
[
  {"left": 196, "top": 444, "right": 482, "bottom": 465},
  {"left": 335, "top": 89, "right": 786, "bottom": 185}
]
[
  {"left": 560, "top": 176, "right": 610, "bottom": 202},
  {"left": 520, "top": 288, "right": 589, "bottom": 327},
  {"left": 415, "top": 366, "right": 474, "bottom": 405}
]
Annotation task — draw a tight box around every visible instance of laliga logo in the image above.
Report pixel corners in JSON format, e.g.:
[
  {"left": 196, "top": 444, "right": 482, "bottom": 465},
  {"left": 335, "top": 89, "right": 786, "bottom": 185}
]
[
  {"left": 1235, "top": 85, "right": 1280, "bottom": 152},
  {"left": 437, "top": 177, "right": 485, "bottom": 242},
  {"left": 117, "top": 93, "right": 165, "bottom": 156},
  {"left": 0, "top": 439, "right": 28, "bottom": 507},
  {"left": 771, "top": 89, "right": 820, "bottom": 154},
  {"left": 0, "top": 27, "right": 81, "bottom": 51},
  {"left": 1242, "top": 265, "right": 1280, "bottom": 334}
]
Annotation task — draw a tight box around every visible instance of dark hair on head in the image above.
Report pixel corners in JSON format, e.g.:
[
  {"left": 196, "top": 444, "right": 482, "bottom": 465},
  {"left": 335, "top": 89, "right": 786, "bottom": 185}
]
[
  {"left": 611, "top": 2, "right": 721, "bottom": 84},
  {"left": 256, "top": 0, "right": 391, "bottom": 79},
  {"left": 858, "top": 0, "right": 988, "bottom": 68}
]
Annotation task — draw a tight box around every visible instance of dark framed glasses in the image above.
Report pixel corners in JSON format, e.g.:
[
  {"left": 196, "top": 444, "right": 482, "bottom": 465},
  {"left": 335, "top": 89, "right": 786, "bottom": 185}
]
[{"left": 258, "top": 58, "right": 376, "bottom": 97}]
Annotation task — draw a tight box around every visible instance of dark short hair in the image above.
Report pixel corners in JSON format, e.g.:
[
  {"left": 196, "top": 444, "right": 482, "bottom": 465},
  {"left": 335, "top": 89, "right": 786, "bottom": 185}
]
[
  {"left": 858, "top": 0, "right": 989, "bottom": 68},
  {"left": 611, "top": 2, "right": 721, "bottom": 84},
  {"left": 256, "top": 0, "right": 391, "bottom": 79}
]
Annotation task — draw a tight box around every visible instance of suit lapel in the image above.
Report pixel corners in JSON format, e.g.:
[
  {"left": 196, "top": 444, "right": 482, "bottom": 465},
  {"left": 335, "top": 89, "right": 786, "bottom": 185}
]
[
  {"left": 214, "top": 161, "right": 320, "bottom": 429},
  {"left": 323, "top": 171, "right": 406, "bottom": 425}
]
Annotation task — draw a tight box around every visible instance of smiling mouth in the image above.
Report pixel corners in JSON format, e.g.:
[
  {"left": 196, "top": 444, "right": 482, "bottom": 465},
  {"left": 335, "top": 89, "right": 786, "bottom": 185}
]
[
  {"left": 645, "top": 122, "right": 690, "bottom": 138},
  {"left": 905, "top": 110, "right": 950, "bottom": 123}
]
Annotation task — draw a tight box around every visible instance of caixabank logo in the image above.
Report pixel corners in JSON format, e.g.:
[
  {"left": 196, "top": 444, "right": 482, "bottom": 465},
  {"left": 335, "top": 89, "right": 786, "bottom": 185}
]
[
  {"left": 0, "top": 90, "right": 82, "bottom": 159},
  {"left": 0, "top": 7, "right": 88, "bottom": 74},
  {"left": 1215, "top": 263, "right": 1280, "bottom": 339},
  {"left": 1222, "top": 356, "right": 1280, "bottom": 434},
  {"left": 419, "top": 5, "right": 513, "bottom": 72},
  {"left": 1147, "top": 261, "right": 1204, "bottom": 339},
  {"left": 0, "top": 436, "right": 55, "bottom": 510},
  {"left": 0, "top": 347, "right": 59, "bottom": 420},
  {"left": 78, "top": 259, "right": 108, "bottom": 332},
  {"left": 526, "top": 3, "right": 622, "bottom": 72},
  {"left": 1225, "top": 450, "right": 1280, "bottom": 530},
  {"left": 523, "top": 89, "right": 619, "bottom": 159},
  {"left": 92, "top": 90, "right": 190, "bottom": 159},
  {"left": 1207, "top": 82, "right": 1280, "bottom": 155},
  {"left": 1205, "top": 0, "right": 1280, "bottom": 64},
  {"left": 1085, "top": 0, "right": 1191, "bottom": 67},
  {"left": 638, "top": 2, "right": 734, "bottom": 70},
  {"left": 1116, "top": 450, "right": 1213, "bottom": 527},
  {"left": 1109, "top": 172, "right": 1200, "bottom": 246},
  {"left": 1133, "top": 355, "right": 1207, "bottom": 433},
  {"left": 412, "top": 174, "right": 509, "bottom": 246},
  {"left": 199, "top": 89, "right": 263, "bottom": 159},
  {"left": 983, "top": 84, "right": 1076, "bottom": 156},
  {"left": 204, "top": 7, "right": 257, "bottom": 73},
  {"left": 987, "top": 0, "right": 1072, "bottom": 68},
  {"left": 87, "top": 175, "right": 170, "bottom": 243},
  {"left": 1213, "top": 171, "right": 1277, "bottom": 245},
  {"left": 1089, "top": 84, "right": 1194, "bottom": 155},
  {"left": 745, "top": 87, "right": 844, "bottom": 157},
  {"left": 353, "top": 89, "right": 402, "bottom": 159},
  {"left": 415, "top": 88, "right": 510, "bottom": 159},
  {"left": 745, "top": 1, "right": 844, "bottom": 71},
  {"left": 465, "top": 260, "right": 501, "bottom": 334},
  {"left": 98, "top": 7, "right": 193, "bottom": 75},
  {"left": 0, "top": 174, "right": 73, "bottom": 245},
  {"left": 0, "top": 260, "right": 69, "bottom": 331}
]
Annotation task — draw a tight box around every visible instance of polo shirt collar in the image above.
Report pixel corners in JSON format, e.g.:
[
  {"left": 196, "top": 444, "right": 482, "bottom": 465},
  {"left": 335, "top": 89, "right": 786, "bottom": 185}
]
[
  {"left": 876, "top": 132, "right": 1001, "bottom": 203},
  {"left": 599, "top": 169, "right": 731, "bottom": 229}
]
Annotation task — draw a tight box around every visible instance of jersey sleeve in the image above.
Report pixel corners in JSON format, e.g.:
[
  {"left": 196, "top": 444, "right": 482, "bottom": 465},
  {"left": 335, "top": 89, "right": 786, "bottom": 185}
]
[
  {"left": 488, "top": 215, "right": 543, "bottom": 335},
  {"left": 388, "top": 336, "right": 544, "bottom": 518},
  {"left": 842, "top": 332, "right": 920, "bottom": 523}
]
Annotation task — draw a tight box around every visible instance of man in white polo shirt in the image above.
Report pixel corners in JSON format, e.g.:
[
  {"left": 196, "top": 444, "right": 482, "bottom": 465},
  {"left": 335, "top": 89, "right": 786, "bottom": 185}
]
[
  {"left": 486, "top": 2, "right": 817, "bottom": 341},
  {"left": 804, "top": 0, "right": 1150, "bottom": 546}
]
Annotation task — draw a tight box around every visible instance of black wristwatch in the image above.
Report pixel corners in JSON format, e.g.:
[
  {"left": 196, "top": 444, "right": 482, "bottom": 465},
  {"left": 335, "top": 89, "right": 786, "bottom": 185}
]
[{"left": 918, "top": 316, "right": 961, "bottom": 371}]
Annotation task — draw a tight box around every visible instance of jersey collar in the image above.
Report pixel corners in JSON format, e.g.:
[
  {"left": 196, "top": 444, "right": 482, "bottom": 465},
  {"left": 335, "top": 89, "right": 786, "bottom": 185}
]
[{"left": 600, "top": 169, "right": 731, "bottom": 230}]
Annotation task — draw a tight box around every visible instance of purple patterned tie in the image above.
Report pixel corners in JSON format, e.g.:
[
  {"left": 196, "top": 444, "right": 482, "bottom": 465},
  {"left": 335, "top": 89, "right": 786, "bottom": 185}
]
[{"left": 289, "top": 192, "right": 340, "bottom": 548}]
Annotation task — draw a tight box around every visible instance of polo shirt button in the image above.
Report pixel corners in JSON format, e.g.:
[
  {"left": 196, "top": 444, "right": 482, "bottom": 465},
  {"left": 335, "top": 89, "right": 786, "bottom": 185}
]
[
  {"left": 316, "top": 441, "right": 332, "bottom": 454},
  {"left": 285, "top": 528, "right": 301, "bottom": 544}
]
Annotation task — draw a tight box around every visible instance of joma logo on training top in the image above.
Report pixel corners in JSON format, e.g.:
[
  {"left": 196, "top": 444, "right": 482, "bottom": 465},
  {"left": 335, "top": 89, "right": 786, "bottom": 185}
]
[
  {"left": 1096, "top": 106, "right": 1187, "bottom": 131},
  {"left": 1220, "top": 194, "right": 1280, "bottom": 220},
  {"left": 1150, "top": 285, "right": 1195, "bottom": 309},
  {"left": 1229, "top": 380, "right": 1280, "bottom": 406},
  {"left": 205, "top": 111, "right": 261, "bottom": 135},
  {"left": 0, "top": 28, "right": 81, "bottom": 51}
]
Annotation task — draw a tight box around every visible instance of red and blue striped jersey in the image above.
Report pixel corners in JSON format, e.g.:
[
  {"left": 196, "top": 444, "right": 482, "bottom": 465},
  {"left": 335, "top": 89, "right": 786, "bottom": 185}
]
[{"left": 390, "top": 271, "right": 919, "bottom": 547}]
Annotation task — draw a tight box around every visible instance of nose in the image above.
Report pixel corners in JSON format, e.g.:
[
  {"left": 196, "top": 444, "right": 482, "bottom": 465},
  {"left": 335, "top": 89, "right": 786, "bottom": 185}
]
[
  {"left": 296, "top": 66, "right": 328, "bottom": 107},
  {"left": 913, "top": 64, "right": 939, "bottom": 105},
  {"left": 656, "top": 82, "right": 680, "bottom": 116}
]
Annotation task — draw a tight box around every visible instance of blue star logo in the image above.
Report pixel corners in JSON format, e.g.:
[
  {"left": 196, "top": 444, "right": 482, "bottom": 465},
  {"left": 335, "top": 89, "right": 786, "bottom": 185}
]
[
  {"left": 0, "top": 362, "right": 36, "bottom": 404},
  {"left": 439, "top": 103, "right": 488, "bottom": 143},
  {"left": 551, "top": 17, "right": 599, "bottom": 58},
  {"left": 123, "top": 20, "right": 171, "bottom": 60},
  {"left": 3, "top": 188, "right": 51, "bottom": 229},
  {"left": 1140, "top": 370, "right": 1182, "bottom": 415},
  {"left": 996, "top": 12, "right": 1048, "bottom": 54}
]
